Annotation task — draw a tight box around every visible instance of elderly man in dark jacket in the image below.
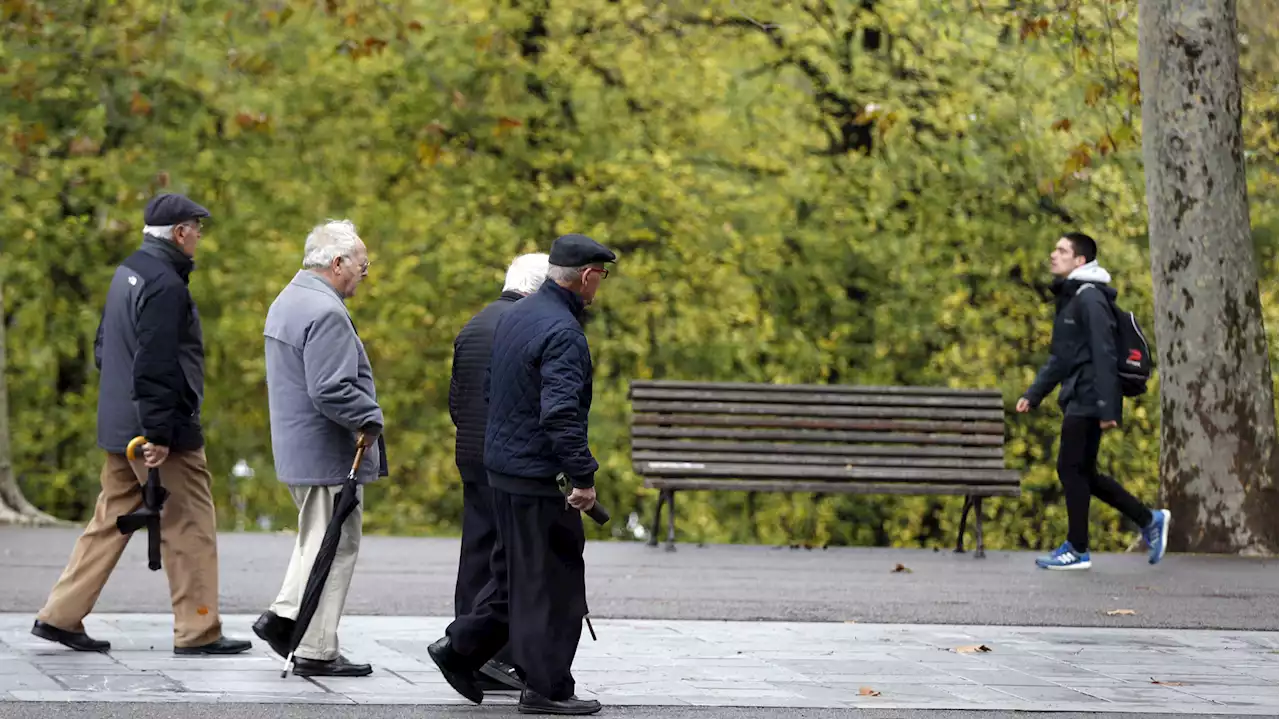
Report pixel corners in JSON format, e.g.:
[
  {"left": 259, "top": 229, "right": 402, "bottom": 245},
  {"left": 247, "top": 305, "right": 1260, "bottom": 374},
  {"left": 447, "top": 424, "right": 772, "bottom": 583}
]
[
  {"left": 33, "top": 193, "right": 251, "bottom": 656},
  {"left": 1017, "top": 232, "right": 1170, "bottom": 571},
  {"left": 447, "top": 252, "right": 548, "bottom": 692},
  {"left": 428, "top": 234, "right": 614, "bottom": 716}
]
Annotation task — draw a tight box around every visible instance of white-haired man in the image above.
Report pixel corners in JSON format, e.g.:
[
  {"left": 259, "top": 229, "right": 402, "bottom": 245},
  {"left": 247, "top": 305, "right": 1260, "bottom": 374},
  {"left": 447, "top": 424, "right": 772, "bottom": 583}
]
[
  {"left": 447, "top": 252, "right": 550, "bottom": 693},
  {"left": 252, "top": 219, "right": 387, "bottom": 677}
]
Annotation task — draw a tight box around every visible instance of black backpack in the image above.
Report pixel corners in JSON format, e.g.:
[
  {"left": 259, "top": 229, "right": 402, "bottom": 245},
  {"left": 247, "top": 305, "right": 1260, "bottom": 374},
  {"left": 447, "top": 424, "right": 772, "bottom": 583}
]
[{"left": 1077, "top": 284, "right": 1153, "bottom": 397}]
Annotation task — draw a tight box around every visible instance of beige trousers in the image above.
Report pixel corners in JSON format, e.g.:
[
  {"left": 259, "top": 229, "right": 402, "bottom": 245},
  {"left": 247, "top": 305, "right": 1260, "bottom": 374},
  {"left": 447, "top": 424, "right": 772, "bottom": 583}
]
[
  {"left": 37, "top": 449, "right": 223, "bottom": 648},
  {"left": 269, "top": 484, "right": 363, "bottom": 661}
]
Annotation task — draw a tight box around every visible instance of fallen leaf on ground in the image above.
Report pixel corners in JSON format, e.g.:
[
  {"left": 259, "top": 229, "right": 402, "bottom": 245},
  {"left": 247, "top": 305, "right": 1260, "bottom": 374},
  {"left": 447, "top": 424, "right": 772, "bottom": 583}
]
[
  {"left": 1151, "top": 679, "right": 1185, "bottom": 686},
  {"left": 1106, "top": 609, "right": 1137, "bottom": 616},
  {"left": 859, "top": 687, "right": 881, "bottom": 696},
  {"left": 892, "top": 563, "right": 912, "bottom": 573},
  {"left": 953, "top": 644, "right": 992, "bottom": 654}
]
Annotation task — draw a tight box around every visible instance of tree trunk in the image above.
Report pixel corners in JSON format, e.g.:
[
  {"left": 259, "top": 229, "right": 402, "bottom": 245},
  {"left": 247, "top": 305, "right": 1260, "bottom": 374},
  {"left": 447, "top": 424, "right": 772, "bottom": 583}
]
[
  {"left": 1137, "top": 0, "right": 1279, "bottom": 555},
  {"left": 0, "top": 272, "right": 68, "bottom": 526}
]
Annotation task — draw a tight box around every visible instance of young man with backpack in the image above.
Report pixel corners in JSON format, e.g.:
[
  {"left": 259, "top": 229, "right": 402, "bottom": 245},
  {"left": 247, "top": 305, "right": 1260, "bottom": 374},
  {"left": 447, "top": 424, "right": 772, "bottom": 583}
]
[{"left": 1016, "top": 232, "right": 1171, "bottom": 570}]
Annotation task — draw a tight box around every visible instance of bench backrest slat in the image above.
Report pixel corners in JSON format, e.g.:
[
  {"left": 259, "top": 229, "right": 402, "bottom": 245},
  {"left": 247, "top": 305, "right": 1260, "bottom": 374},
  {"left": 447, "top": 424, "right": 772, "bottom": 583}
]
[{"left": 628, "top": 380, "right": 1014, "bottom": 484}]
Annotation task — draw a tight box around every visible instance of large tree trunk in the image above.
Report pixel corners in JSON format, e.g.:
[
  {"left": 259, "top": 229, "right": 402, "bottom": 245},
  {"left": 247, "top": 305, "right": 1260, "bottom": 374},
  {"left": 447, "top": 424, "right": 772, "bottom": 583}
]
[
  {"left": 1138, "top": 0, "right": 1279, "bottom": 555},
  {"left": 0, "top": 272, "right": 68, "bottom": 526}
]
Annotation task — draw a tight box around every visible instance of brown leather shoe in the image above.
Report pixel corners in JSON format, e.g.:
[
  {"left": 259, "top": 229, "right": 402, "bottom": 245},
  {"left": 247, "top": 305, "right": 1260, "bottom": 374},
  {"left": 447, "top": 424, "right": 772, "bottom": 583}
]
[{"left": 31, "top": 620, "right": 110, "bottom": 653}]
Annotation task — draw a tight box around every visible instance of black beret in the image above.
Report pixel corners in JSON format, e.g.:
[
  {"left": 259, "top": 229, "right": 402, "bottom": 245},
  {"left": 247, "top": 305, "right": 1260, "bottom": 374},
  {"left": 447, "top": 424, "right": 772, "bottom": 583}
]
[
  {"left": 548, "top": 233, "right": 616, "bottom": 267},
  {"left": 143, "top": 193, "right": 211, "bottom": 226}
]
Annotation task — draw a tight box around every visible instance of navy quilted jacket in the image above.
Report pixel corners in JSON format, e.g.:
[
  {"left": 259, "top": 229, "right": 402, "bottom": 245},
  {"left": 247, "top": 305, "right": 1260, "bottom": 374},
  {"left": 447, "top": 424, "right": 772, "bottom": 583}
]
[{"left": 483, "top": 281, "right": 599, "bottom": 490}]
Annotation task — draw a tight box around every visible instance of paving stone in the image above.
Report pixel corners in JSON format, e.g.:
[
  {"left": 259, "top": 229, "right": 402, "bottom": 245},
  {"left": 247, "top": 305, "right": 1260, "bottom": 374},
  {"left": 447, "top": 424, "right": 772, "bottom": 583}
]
[
  {"left": 52, "top": 674, "right": 180, "bottom": 692},
  {"left": 0, "top": 674, "right": 61, "bottom": 692}
]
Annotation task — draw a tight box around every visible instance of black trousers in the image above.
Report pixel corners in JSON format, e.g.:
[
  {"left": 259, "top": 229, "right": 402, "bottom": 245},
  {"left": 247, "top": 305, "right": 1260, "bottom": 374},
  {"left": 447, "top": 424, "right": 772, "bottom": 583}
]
[
  {"left": 446, "top": 486, "right": 587, "bottom": 700},
  {"left": 1057, "top": 415, "right": 1153, "bottom": 553},
  {"left": 454, "top": 463, "right": 513, "bottom": 665}
]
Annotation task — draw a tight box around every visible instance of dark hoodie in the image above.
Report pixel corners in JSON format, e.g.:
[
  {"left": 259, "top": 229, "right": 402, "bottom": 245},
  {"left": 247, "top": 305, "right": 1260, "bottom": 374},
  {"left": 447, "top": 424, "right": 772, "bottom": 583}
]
[{"left": 1023, "top": 261, "right": 1122, "bottom": 422}]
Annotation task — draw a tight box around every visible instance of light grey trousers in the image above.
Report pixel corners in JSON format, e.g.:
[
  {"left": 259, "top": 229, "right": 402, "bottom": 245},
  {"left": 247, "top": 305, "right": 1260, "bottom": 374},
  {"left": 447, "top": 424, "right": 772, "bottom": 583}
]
[{"left": 270, "top": 484, "right": 363, "bottom": 661}]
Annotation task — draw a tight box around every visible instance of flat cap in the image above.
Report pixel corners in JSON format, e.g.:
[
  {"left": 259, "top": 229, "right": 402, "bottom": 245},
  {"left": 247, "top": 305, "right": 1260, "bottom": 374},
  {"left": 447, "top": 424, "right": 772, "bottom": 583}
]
[
  {"left": 143, "top": 193, "right": 211, "bottom": 226},
  {"left": 548, "top": 233, "right": 616, "bottom": 267}
]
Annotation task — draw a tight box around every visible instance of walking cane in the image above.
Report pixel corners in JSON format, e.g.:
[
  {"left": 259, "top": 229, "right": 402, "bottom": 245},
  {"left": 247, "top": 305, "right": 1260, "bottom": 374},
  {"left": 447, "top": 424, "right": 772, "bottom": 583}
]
[{"left": 556, "top": 473, "right": 607, "bottom": 642}]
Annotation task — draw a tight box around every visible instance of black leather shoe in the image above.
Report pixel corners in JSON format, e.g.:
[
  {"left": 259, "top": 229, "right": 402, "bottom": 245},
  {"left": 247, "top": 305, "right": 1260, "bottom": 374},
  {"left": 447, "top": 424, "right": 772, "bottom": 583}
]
[
  {"left": 518, "top": 688, "right": 602, "bottom": 715},
  {"left": 174, "top": 636, "right": 252, "bottom": 655},
  {"left": 31, "top": 620, "right": 110, "bottom": 653},
  {"left": 292, "top": 655, "right": 373, "bottom": 677},
  {"left": 477, "top": 658, "right": 526, "bottom": 691},
  {"left": 252, "top": 611, "right": 295, "bottom": 658},
  {"left": 427, "top": 636, "right": 483, "bottom": 704}
]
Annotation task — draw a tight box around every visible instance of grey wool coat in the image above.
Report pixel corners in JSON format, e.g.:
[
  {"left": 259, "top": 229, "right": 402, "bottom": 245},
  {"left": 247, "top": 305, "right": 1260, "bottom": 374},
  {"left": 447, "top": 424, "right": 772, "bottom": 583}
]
[{"left": 264, "top": 270, "right": 387, "bottom": 486}]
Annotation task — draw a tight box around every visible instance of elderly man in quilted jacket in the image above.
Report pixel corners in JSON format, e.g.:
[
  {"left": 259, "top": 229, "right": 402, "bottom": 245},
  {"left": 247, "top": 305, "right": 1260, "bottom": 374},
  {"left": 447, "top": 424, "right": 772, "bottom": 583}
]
[{"left": 428, "top": 234, "right": 614, "bottom": 716}]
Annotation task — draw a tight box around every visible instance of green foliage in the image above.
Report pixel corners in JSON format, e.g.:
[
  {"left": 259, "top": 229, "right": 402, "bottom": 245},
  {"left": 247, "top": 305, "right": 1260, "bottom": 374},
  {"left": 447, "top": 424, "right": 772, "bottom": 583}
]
[{"left": 2, "top": 0, "right": 1275, "bottom": 551}]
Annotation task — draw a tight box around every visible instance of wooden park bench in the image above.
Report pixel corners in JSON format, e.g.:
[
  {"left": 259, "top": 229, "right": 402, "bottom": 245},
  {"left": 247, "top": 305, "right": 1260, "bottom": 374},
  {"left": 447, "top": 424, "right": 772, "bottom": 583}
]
[{"left": 628, "top": 379, "right": 1021, "bottom": 558}]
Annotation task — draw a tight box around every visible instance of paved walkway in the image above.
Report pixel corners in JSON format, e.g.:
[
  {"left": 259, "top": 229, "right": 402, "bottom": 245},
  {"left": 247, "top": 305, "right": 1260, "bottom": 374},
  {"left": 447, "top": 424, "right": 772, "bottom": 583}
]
[
  {"left": 4, "top": 528, "right": 1276, "bottom": 630},
  {"left": 0, "top": 615, "right": 1274, "bottom": 713}
]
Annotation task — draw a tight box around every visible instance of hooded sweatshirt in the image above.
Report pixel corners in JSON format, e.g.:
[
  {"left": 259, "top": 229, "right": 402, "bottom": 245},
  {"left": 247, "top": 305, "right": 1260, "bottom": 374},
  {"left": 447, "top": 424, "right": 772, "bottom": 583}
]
[{"left": 1023, "top": 261, "right": 1122, "bottom": 422}]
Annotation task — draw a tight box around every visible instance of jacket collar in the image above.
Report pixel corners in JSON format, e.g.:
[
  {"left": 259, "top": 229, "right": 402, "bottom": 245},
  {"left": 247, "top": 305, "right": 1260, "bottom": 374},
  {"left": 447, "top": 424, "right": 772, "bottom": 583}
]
[
  {"left": 539, "top": 280, "right": 586, "bottom": 318},
  {"left": 498, "top": 290, "right": 524, "bottom": 303},
  {"left": 139, "top": 237, "right": 195, "bottom": 282},
  {"left": 291, "top": 270, "right": 347, "bottom": 304}
]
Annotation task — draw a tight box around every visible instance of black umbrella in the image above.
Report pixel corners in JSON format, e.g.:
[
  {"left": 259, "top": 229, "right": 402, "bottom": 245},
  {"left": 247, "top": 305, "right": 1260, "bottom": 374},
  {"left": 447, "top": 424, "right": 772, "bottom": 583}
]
[
  {"left": 280, "top": 434, "right": 370, "bottom": 679},
  {"left": 116, "top": 435, "right": 169, "bottom": 571}
]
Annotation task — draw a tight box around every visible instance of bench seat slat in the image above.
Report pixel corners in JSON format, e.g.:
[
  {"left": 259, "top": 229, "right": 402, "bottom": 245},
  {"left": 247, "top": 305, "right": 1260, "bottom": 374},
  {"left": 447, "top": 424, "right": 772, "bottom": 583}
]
[
  {"left": 629, "top": 387, "right": 1003, "bottom": 409},
  {"left": 632, "top": 401, "right": 1004, "bottom": 422},
  {"left": 635, "top": 461, "right": 1021, "bottom": 485},
  {"left": 633, "top": 414, "right": 1004, "bottom": 433},
  {"left": 631, "top": 450, "right": 1006, "bottom": 469},
  {"left": 630, "top": 439, "right": 1005, "bottom": 459},
  {"left": 631, "top": 426, "right": 1006, "bottom": 446},
  {"left": 642, "top": 478, "right": 1020, "bottom": 497}
]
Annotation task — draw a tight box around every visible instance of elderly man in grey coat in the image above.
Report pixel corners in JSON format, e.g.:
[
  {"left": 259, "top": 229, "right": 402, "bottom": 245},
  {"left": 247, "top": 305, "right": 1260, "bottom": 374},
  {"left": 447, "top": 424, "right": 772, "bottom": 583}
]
[{"left": 252, "top": 219, "right": 386, "bottom": 678}]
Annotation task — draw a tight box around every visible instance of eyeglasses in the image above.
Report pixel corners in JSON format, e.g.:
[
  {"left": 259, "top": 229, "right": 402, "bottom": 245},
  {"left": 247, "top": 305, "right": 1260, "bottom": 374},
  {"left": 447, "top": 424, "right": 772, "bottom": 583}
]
[
  {"left": 585, "top": 267, "right": 609, "bottom": 280},
  {"left": 342, "top": 256, "right": 371, "bottom": 273}
]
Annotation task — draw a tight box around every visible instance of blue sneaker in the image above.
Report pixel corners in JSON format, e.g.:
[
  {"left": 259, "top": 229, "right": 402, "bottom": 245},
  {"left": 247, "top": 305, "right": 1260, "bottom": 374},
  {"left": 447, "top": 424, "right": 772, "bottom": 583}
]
[
  {"left": 1143, "top": 509, "right": 1171, "bottom": 565},
  {"left": 1035, "top": 541, "right": 1091, "bottom": 570}
]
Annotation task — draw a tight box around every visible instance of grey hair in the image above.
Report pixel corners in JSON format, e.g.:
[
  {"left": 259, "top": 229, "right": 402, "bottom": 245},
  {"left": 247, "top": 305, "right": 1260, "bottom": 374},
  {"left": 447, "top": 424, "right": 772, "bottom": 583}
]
[
  {"left": 503, "top": 253, "right": 551, "bottom": 295},
  {"left": 142, "top": 225, "right": 175, "bottom": 240},
  {"left": 547, "top": 264, "right": 587, "bottom": 284},
  {"left": 302, "top": 219, "right": 362, "bottom": 269}
]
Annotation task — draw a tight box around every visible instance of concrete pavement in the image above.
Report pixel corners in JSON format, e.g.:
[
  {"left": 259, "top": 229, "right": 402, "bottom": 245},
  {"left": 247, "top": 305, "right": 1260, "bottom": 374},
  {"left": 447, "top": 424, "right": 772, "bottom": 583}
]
[
  {"left": 1, "top": 527, "right": 1275, "bottom": 715},
  {"left": 0, "top": 615, "right": 1275, "bottom": 713},
  {"left": 1, "top": 527, "right": 1275, "bottom": 629}
]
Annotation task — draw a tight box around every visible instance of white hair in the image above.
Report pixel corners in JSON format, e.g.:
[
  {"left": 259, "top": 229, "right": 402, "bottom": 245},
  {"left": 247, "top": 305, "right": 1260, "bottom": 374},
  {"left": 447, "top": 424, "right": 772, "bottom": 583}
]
[
  {"left": 547, "top": 264, "right": 587, "bottom": 283},
  {"left": 503, "top": 253, "right": 550, "bottom": 295},
  {"left": 142, "top": 225, "right": 174, "bottom": 239},
  {"left": 302, "top": 219, "right": 362, "bottom": 269}
]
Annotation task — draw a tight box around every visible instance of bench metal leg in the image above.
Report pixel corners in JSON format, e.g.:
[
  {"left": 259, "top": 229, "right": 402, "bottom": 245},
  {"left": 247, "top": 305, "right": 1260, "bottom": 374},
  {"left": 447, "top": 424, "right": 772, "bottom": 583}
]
[
  {"left": 973, "top": 496, "right": 986, "bottom": 559},
  {"left": 954, "top": 495, "right": 973, "bottom": 554},
  {"left": 665, "top": 490, "right": 677, "bottom": 552},
  {"left": 647, "top": 490, "right": 666, "bottom": 548}
]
